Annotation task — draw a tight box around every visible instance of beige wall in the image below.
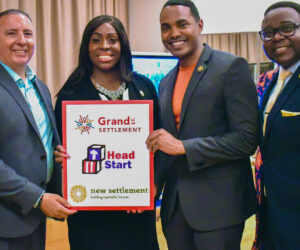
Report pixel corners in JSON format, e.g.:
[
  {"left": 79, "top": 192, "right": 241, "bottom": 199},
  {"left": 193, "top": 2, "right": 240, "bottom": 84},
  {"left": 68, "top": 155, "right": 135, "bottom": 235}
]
[
  {"left": 0, "top": 0, "right": 128, "bottom": 97},
  {"left": 129, "top": 0, "right": 165, "bottom": 52}
]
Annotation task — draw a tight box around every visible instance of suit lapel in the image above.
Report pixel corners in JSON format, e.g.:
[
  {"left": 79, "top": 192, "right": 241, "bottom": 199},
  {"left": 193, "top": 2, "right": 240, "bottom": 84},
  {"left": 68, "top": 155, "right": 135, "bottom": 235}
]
[
  {"left": 178, "top": 45, "right": 211, "bottom": 131},
  {"left": 163, "top": 67, "right": 178, "bottom": 136},
  {"left": 264, "top": 66, "right": 300, "bottom": 138},
  {"left": 127, "top": 81, "right": 141, "bottom": 100},
  {"left": 34, "top": 79, "right": 61, "bottom": 145},
  {"left": 260, "top": 73, "right": 278, "bottom": 111},
  {"left": 259, "top": 72, "right": 278, "bottom": 132},
  {"left": 0, "top": 65, "right": 41, "bottom": 139}
]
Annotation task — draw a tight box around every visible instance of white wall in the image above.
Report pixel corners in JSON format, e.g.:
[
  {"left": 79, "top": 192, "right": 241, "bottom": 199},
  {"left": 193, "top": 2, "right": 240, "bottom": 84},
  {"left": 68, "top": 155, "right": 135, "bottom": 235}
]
[
  {"left": 128, "top": 0, "right": 294, "bottom": 52},
  {"left": 196, "top": 0, "right": 291, "bottom": 34}
]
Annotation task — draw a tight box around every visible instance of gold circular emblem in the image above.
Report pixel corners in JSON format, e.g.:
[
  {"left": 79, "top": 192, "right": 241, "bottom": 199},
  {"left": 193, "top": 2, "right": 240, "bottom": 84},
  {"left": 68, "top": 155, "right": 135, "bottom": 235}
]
[
  {"left": 197, "top": 65, "right": 204, "bottom": 72},
  {"left": 70, "top": 185, "right": 87, "bottom": 202}
]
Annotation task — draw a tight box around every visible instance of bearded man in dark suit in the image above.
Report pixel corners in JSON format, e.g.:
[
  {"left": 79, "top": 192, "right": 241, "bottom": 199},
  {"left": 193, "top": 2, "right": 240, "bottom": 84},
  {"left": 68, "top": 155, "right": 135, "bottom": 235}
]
[{"left": 147, "top": 1, "right": 259, "bottom": 249}]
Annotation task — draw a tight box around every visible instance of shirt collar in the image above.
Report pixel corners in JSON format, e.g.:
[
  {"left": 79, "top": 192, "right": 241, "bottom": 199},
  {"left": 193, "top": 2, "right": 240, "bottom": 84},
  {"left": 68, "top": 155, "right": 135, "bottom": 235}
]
[
  {"left": 0, "top": 60, "right": 36, "bottom": 84},
  {"left": 279, "top": 60, "right": 300, "bottom": 75}
]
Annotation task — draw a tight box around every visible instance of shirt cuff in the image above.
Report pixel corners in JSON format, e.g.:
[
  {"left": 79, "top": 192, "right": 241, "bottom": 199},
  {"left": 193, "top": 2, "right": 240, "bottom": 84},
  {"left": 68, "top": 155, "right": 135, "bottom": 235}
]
[{"left": 33, "top": 191, "right": 45, "bottom": 208}]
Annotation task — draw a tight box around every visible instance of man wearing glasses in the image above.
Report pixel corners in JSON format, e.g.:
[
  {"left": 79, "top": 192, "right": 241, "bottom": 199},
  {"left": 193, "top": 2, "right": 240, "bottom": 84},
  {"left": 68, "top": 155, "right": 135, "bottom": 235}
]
[{"left": 257, "top": 1, "right": 300, "bottom": 249}]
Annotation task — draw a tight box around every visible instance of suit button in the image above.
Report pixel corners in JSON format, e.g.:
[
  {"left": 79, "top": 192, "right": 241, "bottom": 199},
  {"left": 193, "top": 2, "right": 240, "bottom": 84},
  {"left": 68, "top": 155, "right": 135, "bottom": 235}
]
[{"left": 40, "top": 155, "right": 46, "bottom": 160}]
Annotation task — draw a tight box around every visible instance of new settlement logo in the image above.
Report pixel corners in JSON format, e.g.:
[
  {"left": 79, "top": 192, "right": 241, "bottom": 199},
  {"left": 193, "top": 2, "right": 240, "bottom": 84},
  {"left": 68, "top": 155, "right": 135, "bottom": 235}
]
[{"left": 70, "top": 185, "right": 87, "bottom": 202}]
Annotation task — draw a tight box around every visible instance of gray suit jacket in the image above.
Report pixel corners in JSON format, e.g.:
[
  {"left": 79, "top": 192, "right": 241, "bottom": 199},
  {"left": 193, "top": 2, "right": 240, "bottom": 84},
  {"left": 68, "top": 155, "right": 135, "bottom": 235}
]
[
  {"left": 156, "top": 44, "right": 259, "bottom": 231},
  {"left": 0, "top": 64, "right": 62, "bottom": 238}
]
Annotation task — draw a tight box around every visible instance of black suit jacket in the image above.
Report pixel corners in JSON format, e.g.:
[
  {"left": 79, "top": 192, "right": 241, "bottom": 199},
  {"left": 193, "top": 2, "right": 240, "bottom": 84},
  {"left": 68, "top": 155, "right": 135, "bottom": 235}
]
[
  {"left": 0, "top": 64, "right": 62, "bottom": 238},
  {"left": 259, "top": 65, "right": 300, "bottom": 248},
  {"left": 156, "top": 44, "right": 259, "bottom": 231}
]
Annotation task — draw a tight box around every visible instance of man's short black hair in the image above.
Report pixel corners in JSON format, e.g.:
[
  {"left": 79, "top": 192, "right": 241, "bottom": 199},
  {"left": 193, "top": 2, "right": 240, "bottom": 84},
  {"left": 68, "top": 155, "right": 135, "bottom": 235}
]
[
  {"left": 264, "top": 1, "right": 300, "bottom": 16},
  {"left": 0, "top": 9, "right": 32, "bottom": 21},
  {"left": 161, "top": 0, "right": 200, "bottom": 21}
]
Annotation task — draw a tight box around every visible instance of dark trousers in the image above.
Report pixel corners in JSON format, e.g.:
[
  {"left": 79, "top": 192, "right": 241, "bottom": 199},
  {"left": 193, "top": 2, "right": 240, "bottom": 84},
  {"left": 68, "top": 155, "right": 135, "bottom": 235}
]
[
  {"left": 162, "top": 201, "right": 245, "bottom": 250},
  {"left": 67, "top": 210, "right": 159, "bottom": 250},
  {"left": 0, "top": 219, "right": 46, "bottom": 250}
]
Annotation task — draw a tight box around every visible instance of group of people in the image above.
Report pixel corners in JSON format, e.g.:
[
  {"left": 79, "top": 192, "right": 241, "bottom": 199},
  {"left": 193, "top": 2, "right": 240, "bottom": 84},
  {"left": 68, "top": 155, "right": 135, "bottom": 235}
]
[{"left": 0, "top": 0, "right": 299, "bottom": 249}]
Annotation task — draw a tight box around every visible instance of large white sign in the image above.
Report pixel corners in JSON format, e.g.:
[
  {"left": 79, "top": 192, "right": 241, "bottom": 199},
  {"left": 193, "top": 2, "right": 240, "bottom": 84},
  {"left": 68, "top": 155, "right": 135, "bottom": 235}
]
[{"left": 62, "top": 100, "right": 154, "bottom": 210}]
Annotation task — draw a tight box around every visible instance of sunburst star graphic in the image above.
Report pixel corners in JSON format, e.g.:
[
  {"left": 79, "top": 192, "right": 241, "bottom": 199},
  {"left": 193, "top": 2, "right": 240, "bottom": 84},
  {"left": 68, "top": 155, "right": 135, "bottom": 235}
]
[{"left": 75, "top": 115, "right": 94, "bottom": 134}]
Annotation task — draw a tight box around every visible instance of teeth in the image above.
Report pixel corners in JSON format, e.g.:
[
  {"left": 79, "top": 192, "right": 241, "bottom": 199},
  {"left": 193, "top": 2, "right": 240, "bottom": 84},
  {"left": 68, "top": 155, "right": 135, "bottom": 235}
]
[
  {"left": 99, "top": 55, "right": 111, "bottom": 59},
  {"left": 171, "top": 41, "right": 184, "bottom": 46},
  {"left": 275, "top": 47, "right": 288, "bottom": 52}
]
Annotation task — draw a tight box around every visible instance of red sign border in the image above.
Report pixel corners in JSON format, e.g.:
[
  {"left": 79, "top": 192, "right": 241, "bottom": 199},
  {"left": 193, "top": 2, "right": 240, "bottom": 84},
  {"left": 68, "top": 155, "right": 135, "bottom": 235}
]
[{"left": 62, "top": 100, "right": 154, "bottom": 211}]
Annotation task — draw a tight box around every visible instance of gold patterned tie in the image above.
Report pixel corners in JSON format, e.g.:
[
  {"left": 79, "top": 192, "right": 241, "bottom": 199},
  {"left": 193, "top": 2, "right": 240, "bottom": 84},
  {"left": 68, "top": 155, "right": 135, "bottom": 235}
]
[{"left": 263, "top": 69, "right": 292, "bottom": 136}]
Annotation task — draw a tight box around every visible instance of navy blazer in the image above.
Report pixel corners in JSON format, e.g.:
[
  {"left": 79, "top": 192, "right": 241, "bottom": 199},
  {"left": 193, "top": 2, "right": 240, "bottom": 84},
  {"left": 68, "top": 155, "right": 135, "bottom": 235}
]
[
  {"left": 0, "top": 64, "right": 62, "bottom": 238},
  {"left": 259, "top": 65, "right": 300, "bottom": 248},
  {"left": 156, "top": 44, "right": 259, "bottom": 231}
]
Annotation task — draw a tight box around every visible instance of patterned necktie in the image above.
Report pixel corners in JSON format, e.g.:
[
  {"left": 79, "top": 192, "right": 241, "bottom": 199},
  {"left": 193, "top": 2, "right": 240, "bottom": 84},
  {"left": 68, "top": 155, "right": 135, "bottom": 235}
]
[{"left": 263, "top": 69, "right": 292, "bottom": 136}]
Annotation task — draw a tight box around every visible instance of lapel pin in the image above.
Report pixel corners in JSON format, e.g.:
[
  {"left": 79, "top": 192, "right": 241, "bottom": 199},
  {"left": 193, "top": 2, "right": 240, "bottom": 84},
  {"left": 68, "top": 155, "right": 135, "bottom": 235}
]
[
  {"left": 140, "top": 90, "right": 145, "bottom": 97},
  {"left": 298, "top": 74, "right": 300, "bottom": 78},
  {"left": 197, "top": 65, "right": 204, "bottom": 72}
]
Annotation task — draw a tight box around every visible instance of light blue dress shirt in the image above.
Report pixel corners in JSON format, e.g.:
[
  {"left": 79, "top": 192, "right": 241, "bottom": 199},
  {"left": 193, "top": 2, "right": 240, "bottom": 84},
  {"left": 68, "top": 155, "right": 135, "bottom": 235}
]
[
  {"left": 263, "top": 60, "right": 300, "bottom": 115},
  {"left": 0, "top": 61, "right": 54, "bottom": 183},
  {"left": 280, "top": 60, "right": 300, "bottom": 87}
]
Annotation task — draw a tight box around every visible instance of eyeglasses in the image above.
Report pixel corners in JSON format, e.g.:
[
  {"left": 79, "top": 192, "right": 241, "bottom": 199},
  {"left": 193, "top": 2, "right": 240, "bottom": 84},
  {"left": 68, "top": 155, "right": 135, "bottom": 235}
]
[{"left": 259, "top": 23, "right": 300, "bottom": 42}]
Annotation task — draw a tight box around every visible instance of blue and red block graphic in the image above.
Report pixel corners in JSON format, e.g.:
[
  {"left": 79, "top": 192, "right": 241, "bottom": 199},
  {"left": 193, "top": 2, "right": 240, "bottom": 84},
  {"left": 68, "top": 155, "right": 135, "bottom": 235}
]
[{"left": 82, "top": 145, "right": 106, "bottom": 174}]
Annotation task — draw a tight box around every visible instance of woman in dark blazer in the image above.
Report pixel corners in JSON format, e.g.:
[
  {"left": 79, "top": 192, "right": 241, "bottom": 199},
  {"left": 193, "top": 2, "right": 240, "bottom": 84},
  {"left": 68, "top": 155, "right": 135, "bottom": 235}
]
[{"left": 54, "top": 15, "right": 160, "bottom": 250}]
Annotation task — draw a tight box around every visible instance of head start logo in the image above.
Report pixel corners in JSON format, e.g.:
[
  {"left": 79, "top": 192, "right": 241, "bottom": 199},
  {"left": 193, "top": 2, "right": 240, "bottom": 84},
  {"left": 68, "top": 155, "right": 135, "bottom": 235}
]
[
  {"left": 82, "top": 145, "right": 106, "bottom": 174},
  {"left": 82, "top": 144, "right": 135, "bottom": 174},
  {"left": 75, "top": 115, "right": 94, "bottom": 134}
]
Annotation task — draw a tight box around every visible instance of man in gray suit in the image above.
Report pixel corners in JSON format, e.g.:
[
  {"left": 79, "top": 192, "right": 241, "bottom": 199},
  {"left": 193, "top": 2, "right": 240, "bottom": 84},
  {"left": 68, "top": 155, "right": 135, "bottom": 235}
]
[
  {"left": 0, "top": 9, "right": 75, "bottom": 250},
  {"left": 147, "top": 0, "right": 259, "bottom": 249}
]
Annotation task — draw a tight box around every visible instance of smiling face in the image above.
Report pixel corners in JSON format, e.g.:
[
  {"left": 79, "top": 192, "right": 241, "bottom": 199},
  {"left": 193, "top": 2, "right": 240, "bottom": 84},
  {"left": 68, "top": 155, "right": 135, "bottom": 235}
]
[
  {"left": 0, "top": 13, "right": 34, "bottom": 74},
  {"left": 262, "top": 7, "right": 300, "bottom": 68},
  {"left": 160, "top": 5, "right": 203, "bottom": 67},
  {"left": 88, "top": 22, "right": 121, "bottom": 73}
]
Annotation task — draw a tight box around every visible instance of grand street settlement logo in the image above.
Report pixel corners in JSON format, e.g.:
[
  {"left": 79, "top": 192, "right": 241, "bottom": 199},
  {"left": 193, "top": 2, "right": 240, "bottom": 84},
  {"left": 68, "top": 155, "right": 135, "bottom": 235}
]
[{"left": 75, "top": 115, "right": 94, "bottom": 134}]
